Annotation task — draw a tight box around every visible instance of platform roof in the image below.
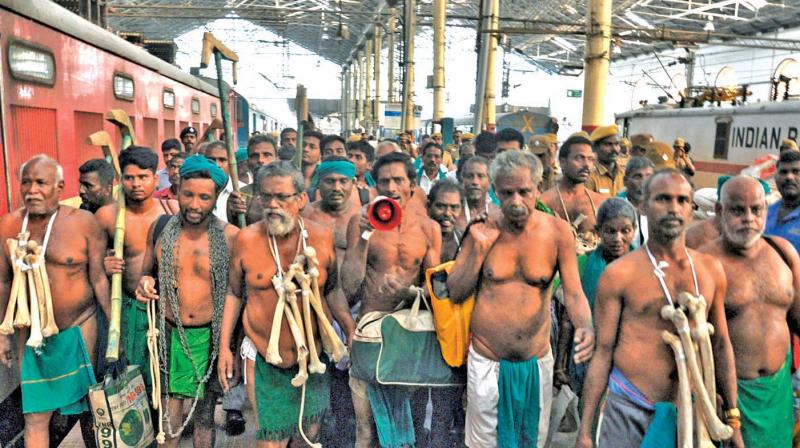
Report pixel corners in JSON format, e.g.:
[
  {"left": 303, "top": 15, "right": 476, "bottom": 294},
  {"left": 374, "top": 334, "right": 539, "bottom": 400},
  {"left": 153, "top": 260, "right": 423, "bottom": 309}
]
[{"left": 106, "top": 0, "right": 800, "bottom": 74}]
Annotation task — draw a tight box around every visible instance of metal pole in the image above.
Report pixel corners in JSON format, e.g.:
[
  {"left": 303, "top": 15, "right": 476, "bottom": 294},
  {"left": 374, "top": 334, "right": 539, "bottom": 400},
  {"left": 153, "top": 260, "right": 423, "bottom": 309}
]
[
  {"left": 433, "top": 0, "right": 446, "bottom": 124},
  {"left": 473, "top": 0, "right": 490, "bottom": 132},
  {"left": 484, "top": 0, "right": 499, "bottom": 130},
  {"left": 374, "top": 25, "right": 382, "bottom": 135},
  {"left": 214, "top": 50, "right": 245, "bottom": 228},
  {"left": 581, "top": 0, "right": 612, "bottom": 130},
  {"left": 387, "top": 12, "right": 396, "bottom": 103},
  {"left": 365, "top": 38, "right": 374, "bottom": 135},
  {"left": 402, "top": 0, "right": 416, "bottom": 132}
]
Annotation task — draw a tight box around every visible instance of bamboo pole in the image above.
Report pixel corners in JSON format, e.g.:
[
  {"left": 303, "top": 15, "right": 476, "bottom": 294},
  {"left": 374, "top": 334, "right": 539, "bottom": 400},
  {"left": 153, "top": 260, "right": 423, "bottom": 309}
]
[{"left": 102, "top": 110, "right": 136, "bottom": 362}]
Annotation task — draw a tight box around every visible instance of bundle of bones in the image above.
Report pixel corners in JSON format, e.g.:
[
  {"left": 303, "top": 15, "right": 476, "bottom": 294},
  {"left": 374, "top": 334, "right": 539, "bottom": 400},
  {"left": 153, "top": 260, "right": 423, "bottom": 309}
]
[
  {"left": 662, "top": 292, "right": 733, "bottom": 447},
  {"left": 0, "top": 232, "right": 58, "bottom": 348},
  {"left": 267, "top": 246, "right": 347, "bottom": 448}
]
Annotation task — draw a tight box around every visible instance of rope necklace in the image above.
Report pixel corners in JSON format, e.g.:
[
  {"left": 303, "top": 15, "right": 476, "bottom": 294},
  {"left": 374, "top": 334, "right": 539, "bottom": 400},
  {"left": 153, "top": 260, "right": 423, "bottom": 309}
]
[
  {"left": 20, "top": 209, "right": 58, "bottom": 254},
  {"left": 157, "top": 214, "right": 230, "bottom": 438},
  {"left": 644, "top": 242, "right": 699, "bottom": 307}
]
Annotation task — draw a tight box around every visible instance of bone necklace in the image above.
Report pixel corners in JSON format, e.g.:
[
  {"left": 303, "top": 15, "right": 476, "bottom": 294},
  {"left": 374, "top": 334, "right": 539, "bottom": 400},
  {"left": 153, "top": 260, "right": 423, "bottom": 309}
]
[
  {"left": 0, "top": 210, "right": 60, "bottom": 350},
  {"left": 266, "top": 218, "right": 321, "bottom": 448},
  {"left": 645, "top": 243, "right": 734, "bottom": 447}
]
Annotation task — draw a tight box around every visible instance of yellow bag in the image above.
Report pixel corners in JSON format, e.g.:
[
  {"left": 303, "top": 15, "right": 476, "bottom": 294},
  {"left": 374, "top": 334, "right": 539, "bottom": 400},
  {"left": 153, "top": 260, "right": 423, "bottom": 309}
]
[{"left": 425, "top": 260, "right": 475, "bottom": 368}]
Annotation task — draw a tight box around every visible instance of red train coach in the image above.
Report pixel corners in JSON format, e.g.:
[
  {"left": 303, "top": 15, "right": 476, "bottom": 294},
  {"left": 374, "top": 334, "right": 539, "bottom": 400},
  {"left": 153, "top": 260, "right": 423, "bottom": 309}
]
[{"left": 0, "top": 0, "right": 235, "bottom": 213}]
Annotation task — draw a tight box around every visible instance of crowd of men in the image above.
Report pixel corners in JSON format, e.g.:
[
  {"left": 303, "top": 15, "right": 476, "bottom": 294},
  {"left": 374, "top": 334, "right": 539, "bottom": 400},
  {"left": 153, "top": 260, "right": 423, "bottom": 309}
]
[{"left": 1, "top": 121, "right": 799, "bottom": 448}]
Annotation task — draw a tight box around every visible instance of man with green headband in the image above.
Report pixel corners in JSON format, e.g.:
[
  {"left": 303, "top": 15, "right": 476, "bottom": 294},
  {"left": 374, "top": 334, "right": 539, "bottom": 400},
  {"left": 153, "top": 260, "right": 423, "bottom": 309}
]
[
  {"left": 135, "top": 154, "right": 238, "bottom": 447},
  {"left": 302, "top": 156, "right": 360, "bottom": 444},
  {"left": 700, "top": 175, "right": 799, "bottom": 447}
]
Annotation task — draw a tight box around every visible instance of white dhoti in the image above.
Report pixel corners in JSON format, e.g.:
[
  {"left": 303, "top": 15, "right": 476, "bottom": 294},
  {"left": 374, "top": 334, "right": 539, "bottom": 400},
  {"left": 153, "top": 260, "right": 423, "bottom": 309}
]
[{"left": 465, "top": 344, "right": 554, "bottom": 448}]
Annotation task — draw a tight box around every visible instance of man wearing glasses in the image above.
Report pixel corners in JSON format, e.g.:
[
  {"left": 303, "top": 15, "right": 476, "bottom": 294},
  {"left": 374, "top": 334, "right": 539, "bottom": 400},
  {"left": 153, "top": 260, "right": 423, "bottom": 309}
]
[{"left": 586, "top": 125, "right": 625, "bottom": 196}]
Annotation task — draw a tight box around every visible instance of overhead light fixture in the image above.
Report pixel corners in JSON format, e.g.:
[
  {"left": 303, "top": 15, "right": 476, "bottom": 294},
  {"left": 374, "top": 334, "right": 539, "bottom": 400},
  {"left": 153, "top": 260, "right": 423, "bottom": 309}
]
[
  {"left": 740, "top": 0, "right": 767, "bottom": 10},
  {"left": 552, "top": 36, "right": 577, "bottom": 52},
  {"left": 625, "top": 11, "right": 653, "bottom": 29},
  {"left": 563, "top": 4, "right": 577, "bottom": 14},
  {"left": 704, "top": 20, "right": 715, "bottom": 31}
]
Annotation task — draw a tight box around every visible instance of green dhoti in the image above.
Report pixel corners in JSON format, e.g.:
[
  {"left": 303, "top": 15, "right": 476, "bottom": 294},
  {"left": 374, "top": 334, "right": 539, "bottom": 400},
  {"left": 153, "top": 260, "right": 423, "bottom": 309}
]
[
  {"left": 122, "top": 294, "right": 150, "bottom": 386},
  {"left": 738, "top": 355, "right": 793, "bottom": 448},
  {"left": 168, "top": 325, "right": 211, "bottom": 399},
  {"left": 21, "top": 326, "right": 96, "bottom": 415},
  {"left": 254, "top": 354, "right": 330, "bottom": 441}
]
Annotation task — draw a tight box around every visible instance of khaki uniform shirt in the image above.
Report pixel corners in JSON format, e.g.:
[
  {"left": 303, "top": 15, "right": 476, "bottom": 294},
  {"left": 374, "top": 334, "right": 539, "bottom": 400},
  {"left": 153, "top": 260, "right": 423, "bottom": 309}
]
[{"left": 586, "top": 162, "right": 624, "bottom": 196}]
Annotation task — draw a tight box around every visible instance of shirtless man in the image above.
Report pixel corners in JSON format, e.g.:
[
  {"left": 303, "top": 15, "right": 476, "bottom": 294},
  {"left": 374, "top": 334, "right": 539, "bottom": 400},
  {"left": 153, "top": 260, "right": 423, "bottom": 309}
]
[
  {"left": 447, "top": 150, "right": 594, "bottom": 447},
  {"left": 577, "top": 169, "right": 741, "bottom": 448},
  {"left": 134, "top": 155, "right": 237, "bottom": 447},
  {"left": 218, "top": 162, "right": 353, "bottom": 447},
  {"left": 427, "top": 180, "right": 464, "bottom": 262},
  {"left": 0, "top": 155, "right": 110, "bottom": 448},
  {"left": 700, "top": 175, "right": 800, "bottom": 447},
  {"left": 541, "top": 135, "right": 607, "bottom": 252},
  {"left": 97, "top": 146, "right": 176, "bottom": 385},
  {"left": 227, "top": 134, "right": 279, "bottom": 225},
  {"left": 341, "top": 151, "right": 441, "bottom": 448},
  {"left": 78, "top": 159, "right": 115, "bottom": 213},
  {"left": 301, "top": 157, "right": 361, "bottom": 445},
  {"left": 456, "top": 156, "right": 499, "bottom": 232}
]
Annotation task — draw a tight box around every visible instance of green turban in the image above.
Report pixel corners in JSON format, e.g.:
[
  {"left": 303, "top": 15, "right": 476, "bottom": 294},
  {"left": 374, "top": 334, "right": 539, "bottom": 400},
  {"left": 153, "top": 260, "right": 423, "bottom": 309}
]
[{"left": 180, "top": 154, "right": 228, "bottom": 189}]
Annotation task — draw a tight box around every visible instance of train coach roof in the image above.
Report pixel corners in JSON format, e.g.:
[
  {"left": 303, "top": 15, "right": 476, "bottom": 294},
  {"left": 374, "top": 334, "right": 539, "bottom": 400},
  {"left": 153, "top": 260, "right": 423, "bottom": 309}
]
[
  {"left": 616, "top": 101, "right": 800, "bottom": 119},
  {"left": 2, "top": 0, "right": 219, "bottom": 98}
]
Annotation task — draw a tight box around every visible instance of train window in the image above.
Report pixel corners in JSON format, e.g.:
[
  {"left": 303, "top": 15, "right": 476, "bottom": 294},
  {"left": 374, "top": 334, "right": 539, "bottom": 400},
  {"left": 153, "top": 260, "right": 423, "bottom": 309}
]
[
  {"left": 8, "top": 41, "right": 55, "bottom": 86},
  {"left": 191, "top": 98, "right": 200, "bottom": 115},
  {"left": 713, "top": 117, "right": 732, "bottom": 159},
  {"left": 163, "top": 89, "right": 175, "bottom": 109},
  {"left": 210, "top": 103, "right": 218, "bottom": 118},
  {"left": 113, "top": 73, "right": 134, "bottom": 101}
]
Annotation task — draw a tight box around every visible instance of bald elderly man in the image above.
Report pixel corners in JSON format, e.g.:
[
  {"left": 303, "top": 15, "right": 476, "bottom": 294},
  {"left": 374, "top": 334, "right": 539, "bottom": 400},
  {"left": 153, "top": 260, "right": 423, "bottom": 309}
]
[{"left": 700, "top": 175, "right": 800, "bottom": 447}]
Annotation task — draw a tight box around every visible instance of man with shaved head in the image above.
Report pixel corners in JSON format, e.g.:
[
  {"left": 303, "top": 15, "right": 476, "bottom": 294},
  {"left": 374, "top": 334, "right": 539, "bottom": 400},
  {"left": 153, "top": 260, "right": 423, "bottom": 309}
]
[
  {"left": 700, "top": 175, "right": 800, "bottom": 447},
  {"left": 0, "top": 155, "right": 110, "bottom": 447},
  {"left": 577, "top": 169, "right": 741, "bottom": 448}
]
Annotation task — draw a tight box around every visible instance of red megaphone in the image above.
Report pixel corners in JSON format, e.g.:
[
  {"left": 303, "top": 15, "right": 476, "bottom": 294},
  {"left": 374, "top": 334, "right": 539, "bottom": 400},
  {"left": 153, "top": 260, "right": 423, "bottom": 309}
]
[{"left": 367, "top": 196, "right": 403, "bottom": 231}]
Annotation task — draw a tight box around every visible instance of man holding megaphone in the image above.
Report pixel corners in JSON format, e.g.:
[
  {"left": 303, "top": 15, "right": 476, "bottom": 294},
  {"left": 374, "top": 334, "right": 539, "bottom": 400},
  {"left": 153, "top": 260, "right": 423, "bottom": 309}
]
[{"left": 341, "top": 152, "right": 442, "bottom": 448}]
